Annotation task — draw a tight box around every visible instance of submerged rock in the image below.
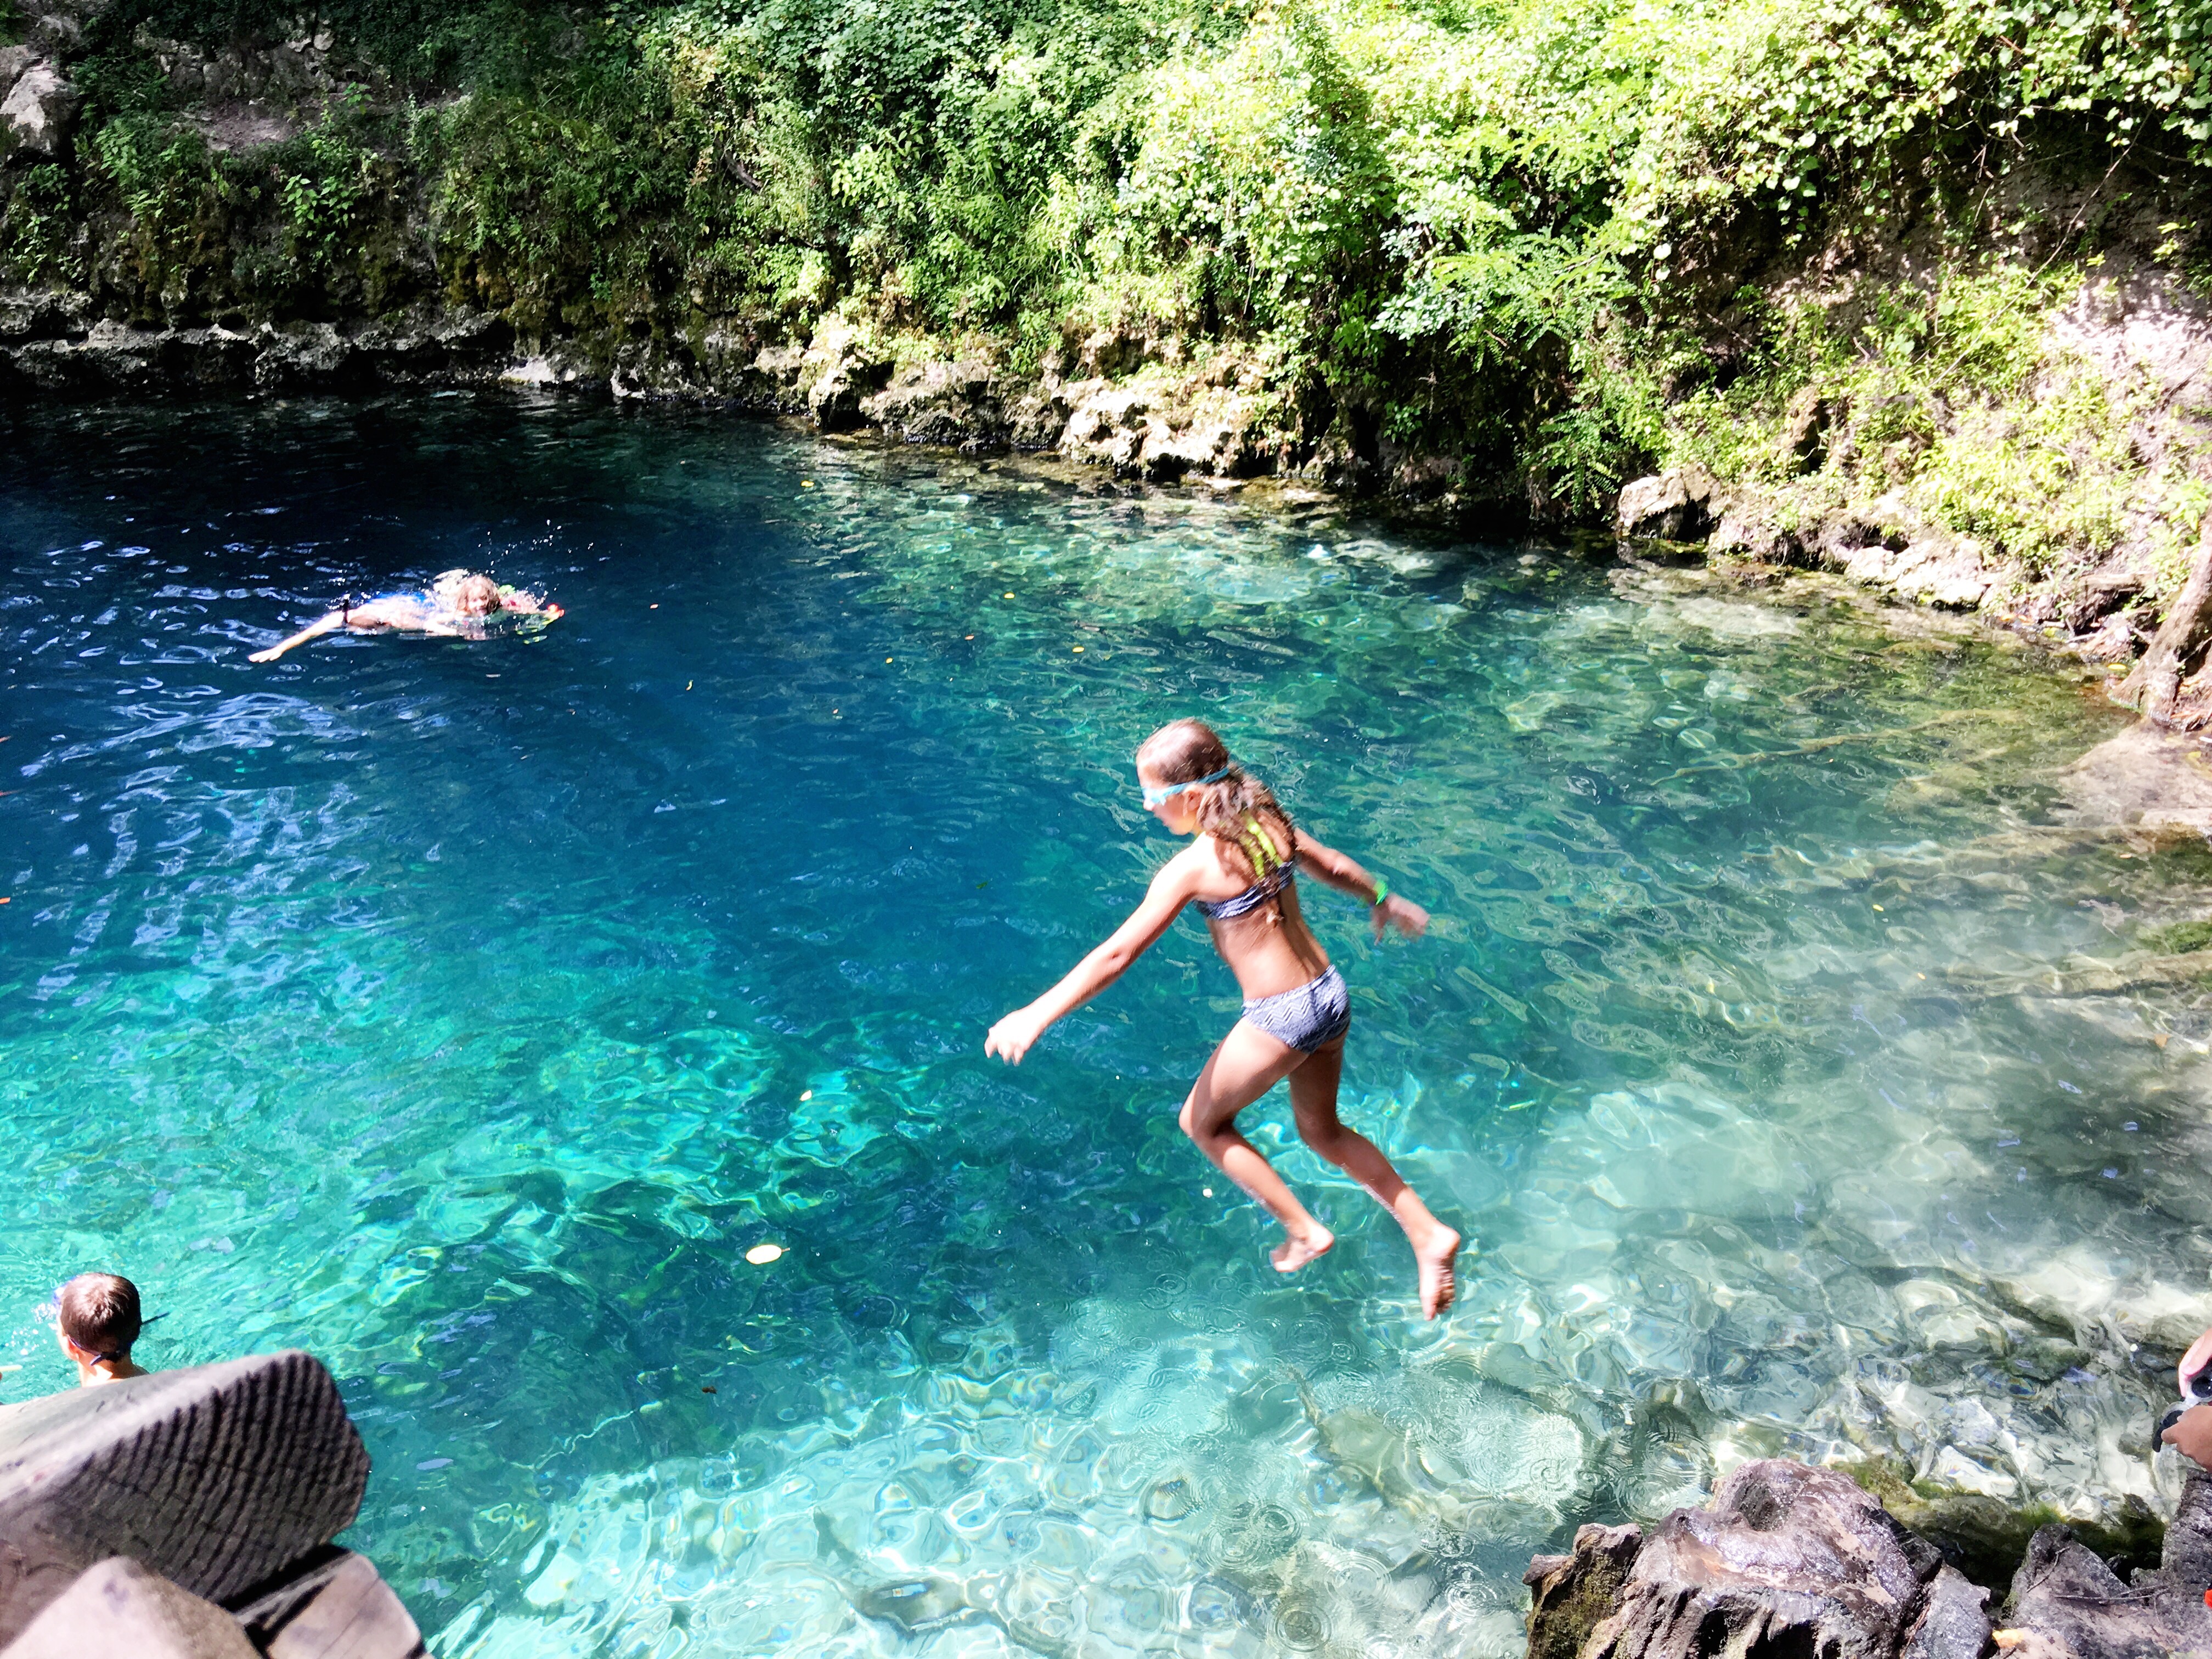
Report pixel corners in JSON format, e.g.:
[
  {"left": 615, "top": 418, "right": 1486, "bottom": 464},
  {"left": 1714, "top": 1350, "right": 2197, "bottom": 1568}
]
[{"left": 2056, "top": 722, "right": 2212, "bottom": 833}]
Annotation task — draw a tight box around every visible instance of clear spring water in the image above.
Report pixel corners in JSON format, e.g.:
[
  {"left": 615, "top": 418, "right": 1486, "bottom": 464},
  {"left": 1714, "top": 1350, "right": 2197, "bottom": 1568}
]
[{"left": 3, "top": 394, "right": 2207, "bottom": 1658}]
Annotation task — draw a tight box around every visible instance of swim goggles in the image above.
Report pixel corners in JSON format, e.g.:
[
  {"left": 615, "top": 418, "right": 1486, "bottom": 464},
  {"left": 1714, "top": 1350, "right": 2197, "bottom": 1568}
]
[{"left": 1142, "top": 765, "right": 1233, "bottom": 808}]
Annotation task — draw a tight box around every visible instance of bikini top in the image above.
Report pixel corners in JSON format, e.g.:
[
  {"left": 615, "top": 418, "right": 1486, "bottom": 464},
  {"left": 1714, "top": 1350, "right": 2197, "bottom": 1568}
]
[{"left": 1193, "top": 817, "right": 1293, "bottom": 922}]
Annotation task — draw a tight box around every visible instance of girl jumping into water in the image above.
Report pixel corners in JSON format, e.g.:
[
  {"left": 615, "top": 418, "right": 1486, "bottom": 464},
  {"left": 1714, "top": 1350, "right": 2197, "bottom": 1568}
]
[{"left": 985, "top": 719, "right": 1461, "bottom": 1319}]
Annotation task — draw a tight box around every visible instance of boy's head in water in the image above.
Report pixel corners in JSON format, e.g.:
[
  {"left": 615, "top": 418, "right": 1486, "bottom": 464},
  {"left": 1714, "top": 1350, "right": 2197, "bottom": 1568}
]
[
  {"left": 55, "top": 1272, "right": 147, "bottom": 1386},
  {"left": 431, "top": 571, "right": 505, "bottom": 617}
]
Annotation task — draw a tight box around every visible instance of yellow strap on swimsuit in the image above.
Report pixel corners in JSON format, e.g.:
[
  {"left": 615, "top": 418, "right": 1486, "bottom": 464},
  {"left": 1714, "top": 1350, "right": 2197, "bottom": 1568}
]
[{"left": 1242, "top": 815, "right": 1280, "bottom": 873}]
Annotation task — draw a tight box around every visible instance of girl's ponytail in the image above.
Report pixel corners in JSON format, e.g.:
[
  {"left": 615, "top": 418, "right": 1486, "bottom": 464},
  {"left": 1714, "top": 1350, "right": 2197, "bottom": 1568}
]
[{"left": 1135, "top": 719, "right": 1297, "bottom": 882}]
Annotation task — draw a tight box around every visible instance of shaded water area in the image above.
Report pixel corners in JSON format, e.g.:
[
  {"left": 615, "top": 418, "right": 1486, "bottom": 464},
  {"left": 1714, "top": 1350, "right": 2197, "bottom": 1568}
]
[{"left": 4, "top": 395, "right": 2209, "bottom": 1658}]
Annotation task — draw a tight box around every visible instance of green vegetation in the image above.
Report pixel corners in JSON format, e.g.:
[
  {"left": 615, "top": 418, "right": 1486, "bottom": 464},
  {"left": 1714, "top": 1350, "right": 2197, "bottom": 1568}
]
[
  {"left": 2141, "top": 917, "right": 2212, "bottom": 953},
  {"left": 9, "top": 0, "right": 2212, "bottom": 531},
  {"left": 1667, "top": 259, "right": 2190, "bottom": 586}
]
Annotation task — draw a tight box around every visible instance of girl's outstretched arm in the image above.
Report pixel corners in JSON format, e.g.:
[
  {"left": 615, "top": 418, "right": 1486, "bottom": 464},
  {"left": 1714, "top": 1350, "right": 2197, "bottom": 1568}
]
[
  {"left": 985, "top": 857, "right": 1197, "bottom": 1064},
  {"left": 1295, "top": 832, "right": 1430, "bottom": 940},
  {"left": 248, "top": 611, "right": 346, "bottom": 663}
]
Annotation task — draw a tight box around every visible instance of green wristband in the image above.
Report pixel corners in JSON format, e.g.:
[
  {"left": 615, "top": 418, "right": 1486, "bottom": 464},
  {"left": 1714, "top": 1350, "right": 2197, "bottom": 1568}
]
[{"left": 1370, "top": 878, "right": 1390, "bottom": 907}]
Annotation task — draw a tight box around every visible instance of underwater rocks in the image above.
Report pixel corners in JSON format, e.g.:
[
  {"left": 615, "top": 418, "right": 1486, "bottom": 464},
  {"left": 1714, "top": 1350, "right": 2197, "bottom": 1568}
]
[
  {"left": 1522, "top": 1458, "right": 2212, "bottom": 1659},
  {"left": 2056, "top": 722, "right": 2212, "bottom": 833}
]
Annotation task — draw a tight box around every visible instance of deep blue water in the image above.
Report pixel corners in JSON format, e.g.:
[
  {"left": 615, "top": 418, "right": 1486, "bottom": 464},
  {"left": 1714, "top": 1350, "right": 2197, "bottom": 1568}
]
[{"left": 1, "top": 394, "right": 2197, "bottom": 1658}]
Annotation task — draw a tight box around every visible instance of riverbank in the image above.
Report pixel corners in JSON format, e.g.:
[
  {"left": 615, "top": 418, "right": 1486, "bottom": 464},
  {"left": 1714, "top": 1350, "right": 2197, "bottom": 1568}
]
[{"left": 12, "top": 0, "right": 2212, "bottom": 709}]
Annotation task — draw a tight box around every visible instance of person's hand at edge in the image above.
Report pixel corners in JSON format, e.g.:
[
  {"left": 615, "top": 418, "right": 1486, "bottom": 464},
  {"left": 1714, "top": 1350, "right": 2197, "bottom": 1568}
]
[
  {"left": 1373, "top": 894, "right": 1429, "bottom": 942},
  {"left": 2180, "top": 1324, "right": 2212, "bottom": 1396},
  {"left": 2169, "top": 1402, "right": 2212, "bottom": 1467},
  {"left": 985, "top": 1007, "right": 1049, "bottom": 1065}
]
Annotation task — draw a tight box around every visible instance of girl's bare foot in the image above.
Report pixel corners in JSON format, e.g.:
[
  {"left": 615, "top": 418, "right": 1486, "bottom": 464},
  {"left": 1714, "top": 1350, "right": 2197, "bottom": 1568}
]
[
  {"left": 1272, "top": 1227, "right": 1334, "bottom": 1274},
  {"left": 1416, "top": 1226, "right": 1460, "bottom": 1319}
]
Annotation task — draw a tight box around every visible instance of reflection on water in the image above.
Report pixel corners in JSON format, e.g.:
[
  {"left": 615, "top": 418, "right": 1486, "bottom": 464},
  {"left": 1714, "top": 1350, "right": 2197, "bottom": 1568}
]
[{"left": 1, "top": 396, "right": 2204, "bottom": 1657}]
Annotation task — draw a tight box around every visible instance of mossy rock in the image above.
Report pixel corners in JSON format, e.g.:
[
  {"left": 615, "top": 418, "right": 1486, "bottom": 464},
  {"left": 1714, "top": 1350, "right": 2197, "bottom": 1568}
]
[
  {"left": 2141, "top": 919, "right": 2212, "bottom": 956},
  {"left": 1840, "top": 1457, "right": 2167, "bottom": 1592}
]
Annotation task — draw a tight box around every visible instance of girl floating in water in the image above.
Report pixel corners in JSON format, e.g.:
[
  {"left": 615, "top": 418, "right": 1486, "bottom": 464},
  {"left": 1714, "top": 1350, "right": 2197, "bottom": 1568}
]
[
  {"left": 249, "top": 569, "right": 563, "bottom": 662},
  {"left": 985, "top": 719, "right": 1460, "bottom": 1318}
]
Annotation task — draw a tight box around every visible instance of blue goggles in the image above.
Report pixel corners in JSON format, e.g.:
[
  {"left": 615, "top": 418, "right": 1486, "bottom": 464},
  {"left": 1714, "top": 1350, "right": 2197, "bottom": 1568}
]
[{"left": 1142, "top": 765, "right": 1232, "bottom": 808}]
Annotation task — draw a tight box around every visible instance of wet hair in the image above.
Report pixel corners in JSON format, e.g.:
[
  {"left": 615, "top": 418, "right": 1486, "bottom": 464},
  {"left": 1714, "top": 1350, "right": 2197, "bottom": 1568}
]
[
  {"left": 1136, "top": 719, "right": 1297, "bottom": 882},
  {"left": 58, "top": 1273, "right": 140, "bottom": 1361},
  {"left": 431, "top": 570, "right": 502, "bottom": 612}
]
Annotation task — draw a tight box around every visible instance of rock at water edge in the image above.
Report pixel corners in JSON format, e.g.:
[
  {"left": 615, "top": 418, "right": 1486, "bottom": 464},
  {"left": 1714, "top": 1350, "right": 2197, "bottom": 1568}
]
[
  {"left": 1525, "top": 1523, "right": 1642, "bottom": 1659},
  {"left": 0, "top": 1351, "right": 369, "bottom": 1646},
  {"left": 0, "top": 1558, "right": 256, "bottom": 1659},
  {"left": 1580, "top": 1459, "right": 1989, "bottom": 1659},
  {"left": 231, "top": 1547, "right": 426, "bottom": 1659}
]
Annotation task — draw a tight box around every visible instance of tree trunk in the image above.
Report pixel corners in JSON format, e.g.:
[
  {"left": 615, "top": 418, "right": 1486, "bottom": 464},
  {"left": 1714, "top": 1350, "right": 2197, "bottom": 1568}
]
[{"left": 2120, "top": 524, "right": 2212, "bottom": 725}]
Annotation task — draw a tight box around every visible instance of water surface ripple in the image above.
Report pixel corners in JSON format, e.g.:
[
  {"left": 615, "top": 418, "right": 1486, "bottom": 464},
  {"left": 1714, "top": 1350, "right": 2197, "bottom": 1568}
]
[{"left": 1, "top": 396, "right": 2201, "bottom": 1657}]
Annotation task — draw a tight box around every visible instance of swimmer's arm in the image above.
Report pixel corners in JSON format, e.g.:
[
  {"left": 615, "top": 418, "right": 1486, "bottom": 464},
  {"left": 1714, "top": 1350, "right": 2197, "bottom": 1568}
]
[
  {"left": 985, "top": 860, "right": 1197, "bottom": 1064},
  {"left": 1295, "top": 833, "right": 1429, "bottom": 940},
  {"left": 248, "top": 611, "right": 346, "bottom": 663}
]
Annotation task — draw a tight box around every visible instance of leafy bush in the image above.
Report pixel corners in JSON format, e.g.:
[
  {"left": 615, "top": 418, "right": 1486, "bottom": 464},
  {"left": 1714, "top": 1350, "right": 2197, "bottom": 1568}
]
[
  {"left": 1, "top": 163, "right": 80, "bottom": 283},
  {"left": 29, "top": 0, "right": 2212, "bottom": 526}
]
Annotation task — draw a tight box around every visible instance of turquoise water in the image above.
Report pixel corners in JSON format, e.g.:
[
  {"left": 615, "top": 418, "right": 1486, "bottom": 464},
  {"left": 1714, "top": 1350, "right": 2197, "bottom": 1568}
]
[{"left": 2, "top": 395, "right": 2203, "bottom": 1657}]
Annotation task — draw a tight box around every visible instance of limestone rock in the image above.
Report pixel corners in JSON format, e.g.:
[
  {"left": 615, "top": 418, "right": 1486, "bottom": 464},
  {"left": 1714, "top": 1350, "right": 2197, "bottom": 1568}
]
[
  {"left": 9, "top": 319, "right": 252, "bottom": 393},
  {"left": 691, "top": 327, "right": 768, "bottom": 401},
  {"left": 0, "top": 1558, "right": 256, "bottom": 1659},
  {"left": 1054, "top": 375, "right": 1267, "bottom": 480},
  {"left": 25, "top": 15, "right": 82, "bottom": 57},
  {"left": 0, "top": 46, "right": 35, "bottom": 101},
  {"left": 1616, "top": 470, "right": 1725, "bottom": 543},
  {"left": 2002, "top": 1470, "right": 2212, "bottom": 1659},
  {"left": 0, "top": 287, "right": 87, "bottom": 345},
  {"left": 1579, "top": 1460, "right": 1988, "bottom": 1659},
  {"left": 749, "top": 342, "right": 808, "bottom": 392},
  {"left": 1526, "top": 1523, "right": 1643, "bottom": 1659},
  {"left": 230, "top": 1547, "right": 425, "bottom": 1659},
  {"left": 0, "top": 1351, "right": 370, "bottom": 1646},
  {"left": 253, "top": 322, "right": 358, "bottom": 390},
  {"left": 2064, "top": 568, "right": 2144, "bottom": 634},
  {"left": 803, "top": 321, "right": 891, "bottom": 431},
  {"left": 610, "top": 337, "right": 710, "bottom": 402},
  {"left": 1075, "top": 326, "right": 1149, "bottom": 379},
  {"left": 1776, "top": 387, "right": 1830, "bottom": 472},
  {"left": 501, "top": 343, "right": 595, "bottom": 389},
  {"left": 1006, "top": 388, "right": 1070, "bottom": 449},
  {"left": 860, "top": 358, "right": 1001, "bottom": 445},
  {"left": 0, "top": 61, "right": 78, "bottom": 160},
  {"left": 1707, "top": 504, "right": 1805, "bottom": 565}
]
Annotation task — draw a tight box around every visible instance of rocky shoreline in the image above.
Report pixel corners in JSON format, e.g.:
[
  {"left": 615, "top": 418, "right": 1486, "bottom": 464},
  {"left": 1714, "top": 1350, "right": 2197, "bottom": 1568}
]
[
  {"left": 1525, "top": 1458, "right": 2212, "bottom": 1659},
  {"left": 0, "top": 293, "right": 1341, "bottom": 492}
]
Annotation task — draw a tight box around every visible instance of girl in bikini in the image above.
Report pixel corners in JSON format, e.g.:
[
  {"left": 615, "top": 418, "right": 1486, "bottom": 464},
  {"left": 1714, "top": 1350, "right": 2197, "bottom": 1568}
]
[
  {"left": 986, "top": 719, "right": 1460, "bottom": 1319},
  {"left": 249, "top": 569, "right": 563, "bottom": 663}
]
